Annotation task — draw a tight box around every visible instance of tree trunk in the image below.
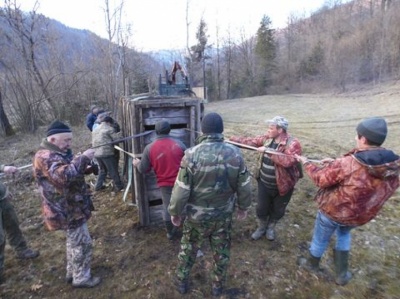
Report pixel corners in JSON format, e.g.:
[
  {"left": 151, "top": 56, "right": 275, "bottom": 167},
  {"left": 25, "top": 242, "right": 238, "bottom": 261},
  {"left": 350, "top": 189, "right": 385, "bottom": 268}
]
[{"left": 0, "top": 89, "right": 15, "bottom": 136}]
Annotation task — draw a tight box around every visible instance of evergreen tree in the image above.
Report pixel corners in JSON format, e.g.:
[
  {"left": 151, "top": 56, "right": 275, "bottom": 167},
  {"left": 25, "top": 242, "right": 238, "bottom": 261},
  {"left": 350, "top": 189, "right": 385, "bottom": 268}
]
[{"left": 255, "top": 15, "right": 276, "bottom": 93}]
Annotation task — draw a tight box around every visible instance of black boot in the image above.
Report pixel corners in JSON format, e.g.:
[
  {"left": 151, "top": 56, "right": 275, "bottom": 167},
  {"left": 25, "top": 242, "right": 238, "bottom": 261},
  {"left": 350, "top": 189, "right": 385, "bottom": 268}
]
[
  {"left": 176, "top": 279, "right": 188, "bottom": 294},
  {"left": 333, "top": 249, "right": 352, "bottom": 286},
  {"left": 165, "top": 221, "right": 177, "bottom": 240},
  {"left": 297, "top": 253, "right": 321, "bottom": 272}
]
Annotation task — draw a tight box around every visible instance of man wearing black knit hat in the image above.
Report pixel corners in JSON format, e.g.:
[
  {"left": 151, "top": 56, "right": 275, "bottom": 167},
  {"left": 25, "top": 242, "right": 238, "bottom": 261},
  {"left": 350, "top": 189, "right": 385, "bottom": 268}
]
[
  {"left": 296, "top": 117, "right": 400, "bottom": 286},
  {"left": 133, "top": 120, "right": 186, "bottom": 240},
  {"left": 168, "top": 112, "right": 251, "bottom": 296},
  {"left": 33, "top": 120, "right": 101, "bottom": 288}
]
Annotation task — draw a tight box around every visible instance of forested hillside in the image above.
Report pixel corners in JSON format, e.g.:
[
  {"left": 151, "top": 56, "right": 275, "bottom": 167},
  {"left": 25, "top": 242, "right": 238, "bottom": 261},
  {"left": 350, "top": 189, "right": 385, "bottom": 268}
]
[{"left": 0, "top": 0, "right": 399, "bottom": 136}]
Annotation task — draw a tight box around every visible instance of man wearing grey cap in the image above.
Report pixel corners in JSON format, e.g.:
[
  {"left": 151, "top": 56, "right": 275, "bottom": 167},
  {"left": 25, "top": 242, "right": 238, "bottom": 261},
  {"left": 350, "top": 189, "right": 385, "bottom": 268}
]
[
  {"left": 229, "top": 115, "right": 302, "bottom": 241},
  {"left": 133, "top": 120, "right": 186, "bottom": 240},
  {"left": 296, "top": 117, "right": 400, "bottom": 286}
]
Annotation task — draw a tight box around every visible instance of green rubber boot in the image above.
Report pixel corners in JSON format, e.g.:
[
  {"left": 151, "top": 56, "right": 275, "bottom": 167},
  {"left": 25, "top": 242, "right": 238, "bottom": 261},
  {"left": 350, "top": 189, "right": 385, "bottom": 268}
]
[{"left": 333, "top": 249, "right": 352, "bottom": 286}]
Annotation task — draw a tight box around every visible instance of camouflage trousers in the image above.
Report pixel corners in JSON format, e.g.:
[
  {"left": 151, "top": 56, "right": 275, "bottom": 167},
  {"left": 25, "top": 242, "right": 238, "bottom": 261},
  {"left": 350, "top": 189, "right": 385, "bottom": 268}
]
[
  {"left": 0, "top": 195, "right": 28, "bottom": 273},
  {"left": 66, "top": 223, "right": 93, "bottom": 284},
  {"left": 176, "top": 215, "right": 233, "bottom": 287}
]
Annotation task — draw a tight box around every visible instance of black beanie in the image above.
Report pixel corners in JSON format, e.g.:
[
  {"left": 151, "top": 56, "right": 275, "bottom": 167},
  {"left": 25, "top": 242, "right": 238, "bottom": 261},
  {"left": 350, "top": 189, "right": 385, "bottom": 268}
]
[
  {"left": 356, "top": 117, "right": 387, "bottom": 145},
  {"left": 201, "top": 112, "right": 224, "bottom": 134},
  {"left": 46, "top": 120, "right": 72, "bottom": 137},
  {"left": 155, "top": 120, "right": 171, "bottom": 135}
]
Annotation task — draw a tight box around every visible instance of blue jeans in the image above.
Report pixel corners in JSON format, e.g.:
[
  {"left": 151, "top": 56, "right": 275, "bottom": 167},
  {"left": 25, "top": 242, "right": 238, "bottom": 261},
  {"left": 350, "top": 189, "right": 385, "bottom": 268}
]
[{"left": 309, "top": 211, "right": 354, "bottom": 258}]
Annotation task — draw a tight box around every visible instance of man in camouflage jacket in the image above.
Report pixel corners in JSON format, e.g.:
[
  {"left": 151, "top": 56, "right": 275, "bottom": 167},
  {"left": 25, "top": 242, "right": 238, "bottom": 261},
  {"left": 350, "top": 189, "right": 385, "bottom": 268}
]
[
  {"left": 168, "top": 112, "right": 252, "bottom": 296},
  {"left": 296, "top": 117, "right": 400, "bottom": 286},
  {"left": 229, "top": 116, "right": 302, "bottom": 241},
  {"left": 33, "top": 120, "right": 100, "bottom": 288},
  {"left": 0, "top": 165, "right": 39, "bottom": 284}
]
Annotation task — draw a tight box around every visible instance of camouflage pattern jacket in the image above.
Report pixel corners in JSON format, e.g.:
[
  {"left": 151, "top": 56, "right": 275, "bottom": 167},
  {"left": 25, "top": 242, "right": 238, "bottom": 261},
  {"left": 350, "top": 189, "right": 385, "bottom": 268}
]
[
  {"left": 304, "top": 147, "right": 400, "bottom": 226},
  {"left": 92, "top": 122, "right": 121, "bottom": 157},
  {"left": 33, "top": 139, "right": 94, "bottom": 231},
  {"left": 0, "top": 164, "right": 9, "bottom": 200},
  {"left": 168, "top": 134, "right": 252, "bottom": 222},
  {"left": 229, "top": 132, "right": 302, "bottom": 195}
]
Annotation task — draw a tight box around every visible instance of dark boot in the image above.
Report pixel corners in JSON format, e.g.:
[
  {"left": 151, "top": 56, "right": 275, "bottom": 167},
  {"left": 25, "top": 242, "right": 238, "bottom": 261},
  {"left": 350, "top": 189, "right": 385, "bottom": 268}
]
[
  {"left": 165, "top": 221, "right": 177, "bottom": 240},
  {"left": 333, "top": 249, "right": 352, "bottom": 286},
  {"left": 0, "top": 271, "right": 4, "bottom": 285},
  {"left": 266, "top": 219, "right": 277, "bottom": 241},
  {"left": 297, "top": 253, "right": 321, "bottom": 272},
  {"left": 16, "top": 248, "right": 40, "bottom": 259},
  {"left": 176, "top": 279, "right": 188, "bottom": 294},
  {"left": 211, "top": 282, "right": 223, "bottom": 297}
]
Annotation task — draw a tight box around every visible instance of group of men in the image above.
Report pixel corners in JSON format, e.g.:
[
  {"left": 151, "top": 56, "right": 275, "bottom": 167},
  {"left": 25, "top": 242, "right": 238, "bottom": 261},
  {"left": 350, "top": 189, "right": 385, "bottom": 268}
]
[{"left": 0, "top": 111, "right": 399, "bottom": 297}]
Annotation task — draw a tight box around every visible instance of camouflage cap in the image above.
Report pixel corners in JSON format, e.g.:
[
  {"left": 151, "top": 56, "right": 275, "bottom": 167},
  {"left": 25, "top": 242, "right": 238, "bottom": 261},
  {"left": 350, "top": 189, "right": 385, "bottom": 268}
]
[{"left": 266, "top": 116, "right": 289, "bottom": 130}]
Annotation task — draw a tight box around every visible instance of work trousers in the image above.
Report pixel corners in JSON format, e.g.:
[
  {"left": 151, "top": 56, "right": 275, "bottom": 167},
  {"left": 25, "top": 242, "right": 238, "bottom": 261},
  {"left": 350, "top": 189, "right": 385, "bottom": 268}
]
[
  {"left": 66, "top": 222, "right": 93, "bottom": 284},
  {"left": 256, "top": 180, "right": 293, "bottom": 222},
  {"left": 95, "top": 155, "right": 123, "bottom": 191},
  {"left": 177, "top": 215, "right": 232, "bottom": 287},
  {"left": 0, "top": 195, "right": 28, "bottom": 273}
]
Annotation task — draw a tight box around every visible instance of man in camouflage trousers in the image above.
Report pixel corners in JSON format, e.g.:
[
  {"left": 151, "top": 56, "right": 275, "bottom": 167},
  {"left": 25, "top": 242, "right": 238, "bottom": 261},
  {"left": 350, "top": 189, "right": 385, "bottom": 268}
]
[
  {"left": 168, "top": 112, "right": 252, "bottom": 296},
  {"left": 33, "top": 120, "right": 101, "bottom": 288},
  {"left": 0, "top": 165, "right": 39, "bottom": 284}
]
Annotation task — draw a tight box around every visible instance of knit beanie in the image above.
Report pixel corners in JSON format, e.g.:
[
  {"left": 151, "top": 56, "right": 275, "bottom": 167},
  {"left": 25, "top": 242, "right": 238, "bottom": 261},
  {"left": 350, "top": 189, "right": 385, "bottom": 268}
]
[
  {"left": 356, "top": 117, "right": 387, "bottom": 145},
  {"left": 46, "top": 120, "right": 72, "bottom": 137},
  {"left": 201, "top": 112, "right": 224, "bottom": 134},
  {"left": 155, "top": 120, "right": 171, "bottom": 135}
]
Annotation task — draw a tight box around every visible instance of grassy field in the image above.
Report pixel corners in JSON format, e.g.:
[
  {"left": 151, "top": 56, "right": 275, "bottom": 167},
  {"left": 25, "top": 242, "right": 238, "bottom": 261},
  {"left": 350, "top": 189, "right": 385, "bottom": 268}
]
[{"left": 1, "top": 81, "right": 400, "bottom": 298}]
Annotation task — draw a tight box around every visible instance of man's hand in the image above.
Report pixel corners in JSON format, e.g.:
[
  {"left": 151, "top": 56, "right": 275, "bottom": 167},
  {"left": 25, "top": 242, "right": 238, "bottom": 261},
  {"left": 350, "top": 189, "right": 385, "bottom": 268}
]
[
  {"left": 171, "top": 215, "right": 182, "bottom": 227},
  {"left": 3, "top": 166, "right": 18, "bottom": 175},
  {"left": 237, "top": 209, "right": 247, "bottom": 221},
  {"left": 294, "top": 154, "right": 308, "bottom": 164},
  {"left": 256, "top": 146, "right": 266, "bottom": 153},
  {"left": 132, "top": 158, "right": 141, "bottom": 167},
  {"left": 82, "top": 149, "right": 95, "bottom": 160}
]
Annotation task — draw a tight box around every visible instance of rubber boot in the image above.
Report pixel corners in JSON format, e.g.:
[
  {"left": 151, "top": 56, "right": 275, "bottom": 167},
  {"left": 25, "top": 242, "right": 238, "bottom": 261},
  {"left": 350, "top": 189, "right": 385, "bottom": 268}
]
[
  {"left": 333, "top": 249, "right": 352, "bottom": 286},
  {"left": 251, "top": 219, "right": 268, "bottom": 240},
  {"left": 165, "top": 221, "right": 177, "bottom": 240},
  {"left": 266, "top": 219, "right": 277, "bottom": 241},
  {"left": 297, "top": 253, "right": 321, "bottom": 272},
  {"left": 176, "top": 279, "right": 188, "bottom": 294}
]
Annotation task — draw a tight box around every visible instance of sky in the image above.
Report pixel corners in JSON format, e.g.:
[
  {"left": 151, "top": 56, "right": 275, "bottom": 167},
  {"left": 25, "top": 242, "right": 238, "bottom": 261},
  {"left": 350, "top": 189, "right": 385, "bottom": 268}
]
[{"left": 18, "top": 0, "right": 332, "bottom": 52}]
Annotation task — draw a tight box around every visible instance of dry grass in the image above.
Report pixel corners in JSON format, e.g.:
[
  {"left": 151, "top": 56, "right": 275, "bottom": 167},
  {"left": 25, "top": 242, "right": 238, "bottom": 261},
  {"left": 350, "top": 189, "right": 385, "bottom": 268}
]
[{"left": 1, "top": 81, "right": 400, "bottom": 298}]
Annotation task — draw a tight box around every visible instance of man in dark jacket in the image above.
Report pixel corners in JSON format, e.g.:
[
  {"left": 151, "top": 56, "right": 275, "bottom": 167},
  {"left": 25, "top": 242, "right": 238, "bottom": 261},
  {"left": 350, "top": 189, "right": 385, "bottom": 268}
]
[
  {"left": 0, "top": 165, "right": 39, "bottom": 284},
  {"left": 296, "top": 117, "right": 400, "bottom": 285},
  {"left": 168, "top": 113, "right": 252, "bottom": 296},
  {"left": 33, "top": 120, "right": 101, "bottom": 288},
  {"left": 85, "top": 106, "right": 99, "bottom": 132},
  {"left": 133, "top": 120, "right": 186, "bottom": 240}
]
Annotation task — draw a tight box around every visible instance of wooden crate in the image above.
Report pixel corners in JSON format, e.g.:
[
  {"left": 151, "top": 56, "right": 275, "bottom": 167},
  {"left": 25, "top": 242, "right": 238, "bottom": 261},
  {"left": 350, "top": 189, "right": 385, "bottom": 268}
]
[{"left": 119, "top": 94, "right": 203, "bottom": 226}]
